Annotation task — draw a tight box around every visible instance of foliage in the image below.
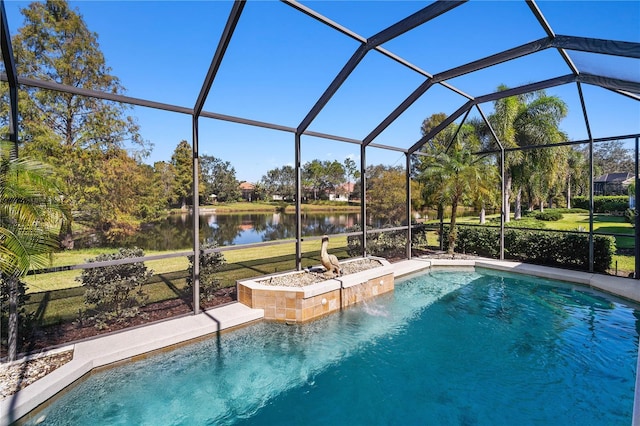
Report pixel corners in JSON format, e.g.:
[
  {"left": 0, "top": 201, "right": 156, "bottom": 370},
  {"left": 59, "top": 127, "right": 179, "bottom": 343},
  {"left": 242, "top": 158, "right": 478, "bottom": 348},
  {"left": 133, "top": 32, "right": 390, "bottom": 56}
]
[
  {"left": 482, "top": 87, "right": 569, "bottom": 220},
  {"left": 442, "top": 226, "right": 615, "bottom": 272},
  {"left": 589, "top": 140, "right": 634, "bottom": 176},
  {"left": 416, "top": 115, "right": 494, "bottom": 253},
  {"left": 346, "top": 225, "right": 429, "bottom": 259},
  {"left": 533, "top": 211, "right": 563, "bottom": 221},
  {"left": 260, "top": 165, "right": 295, "bottom": 201},
  {"left": 366, "top": 165, "right": 408, "bottom": 226},
  {"left": 625, "top": 208, "right": 636, "bottom": 227},
  {"left": 200, "top": 155, "right": 241, "bottom": 202},
  {"left": 186, "top": 243, "right": 227, "bottom": 302},
  {"left": 0, "top": 141, "right": 68, "bottom": 359},
  {"left": 79, "top": 247, "right": 152, "bottom": 327},
  {"left": 0, "top": 276, "right": 33, "bottom": 355},
  {"left": 302, "top": 159, "right": 346, "bottom": 200},
  {"left": 1, "top": 0, "right": 158, "bottom": 241},
  {"left": 171, "top": 140, "right": 204, "bottom": 209},
  {"left": 572, "top": 196, "right": 629, "bottom": 213}
]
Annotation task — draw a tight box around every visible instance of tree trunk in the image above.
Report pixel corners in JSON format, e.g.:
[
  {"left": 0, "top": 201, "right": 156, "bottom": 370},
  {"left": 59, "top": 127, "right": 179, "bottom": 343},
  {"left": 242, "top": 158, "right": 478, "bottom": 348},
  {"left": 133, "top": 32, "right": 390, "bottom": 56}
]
[
  {"left": 567, "top": 180, "right": 572, "bottom": 209},
  {"left": 514, "top": 188, "right": 522, "bottom": 220},
  {"left": 8, "top": 276, "right": 18, "bottom": 361},
  {"left": 504, "top": 175, "right": 512, "bottom": 223},
  {"left": 448, "top": 198, "right": 459, "bottom": 255},
  {"left": 479, "top": 204, "right": 486, "bottom": 225},
  {"left": 540, "top": 200, "right": 545, "bottom": 212}
]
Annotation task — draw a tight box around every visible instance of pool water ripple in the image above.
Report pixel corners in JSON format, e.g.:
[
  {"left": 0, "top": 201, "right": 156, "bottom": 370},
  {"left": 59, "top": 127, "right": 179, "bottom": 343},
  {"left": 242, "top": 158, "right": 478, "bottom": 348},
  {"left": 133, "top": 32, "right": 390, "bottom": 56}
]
[{"left": 27, "top": 269, "right": 638, "bottom": 425}]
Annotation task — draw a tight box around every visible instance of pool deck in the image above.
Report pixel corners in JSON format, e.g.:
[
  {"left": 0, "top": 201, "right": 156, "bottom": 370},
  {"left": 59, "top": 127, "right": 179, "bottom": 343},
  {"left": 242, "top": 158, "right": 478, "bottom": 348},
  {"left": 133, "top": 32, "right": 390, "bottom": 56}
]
[{"left": 2, "top": 258, "right": 640, "bottom": 425}]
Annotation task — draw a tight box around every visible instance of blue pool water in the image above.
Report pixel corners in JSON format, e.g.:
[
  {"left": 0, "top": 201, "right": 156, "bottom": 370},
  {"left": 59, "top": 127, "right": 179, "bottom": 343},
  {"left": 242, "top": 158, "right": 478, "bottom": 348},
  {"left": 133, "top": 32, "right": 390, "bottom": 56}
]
[{"left": 28, "top": 269, "right": 639, "bottom": 425}]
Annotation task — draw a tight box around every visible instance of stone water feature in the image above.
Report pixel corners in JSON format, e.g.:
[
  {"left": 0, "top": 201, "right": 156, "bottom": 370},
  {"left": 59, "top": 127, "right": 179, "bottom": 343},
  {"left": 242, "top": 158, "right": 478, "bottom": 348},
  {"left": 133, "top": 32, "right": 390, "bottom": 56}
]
[{"left": 237, "top": 257, "right": 394, "bottom": 323}]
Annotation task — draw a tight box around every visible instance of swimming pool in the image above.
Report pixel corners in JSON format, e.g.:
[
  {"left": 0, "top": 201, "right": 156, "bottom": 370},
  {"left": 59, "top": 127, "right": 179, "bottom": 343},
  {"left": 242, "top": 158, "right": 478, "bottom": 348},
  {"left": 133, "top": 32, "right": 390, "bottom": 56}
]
[{"left": 25, "top": 268, "right": 639, "bottom": 425}]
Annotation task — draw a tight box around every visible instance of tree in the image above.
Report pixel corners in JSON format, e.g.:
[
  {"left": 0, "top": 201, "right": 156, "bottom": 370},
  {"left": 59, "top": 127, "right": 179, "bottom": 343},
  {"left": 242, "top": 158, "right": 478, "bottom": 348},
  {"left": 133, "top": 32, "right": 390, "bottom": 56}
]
[
  {"left": 343, "top": 157, "right": 360, "bottom": 200},
  {"left": 1, "top": 0, "right": 153, "bottom": 241},
  {"left": 171, "top": 140, "right": 203, "bottom": 209},
  {"left": 488, "top": 87, "right": 568, "bottom": 220},
  {"left": 201, "top": 155, "right": 241, "bottom": 203},
  {"left": 416, "top": 118, "right": 492, "bottom": 253},
  {"left": 367, "top": 165, "right": 406, "bottom": 226},
  {"left": 260, "top": 165, "right": 295, "bottom": 201},
  {"left": 592, "top": 140, "right": 634, "bottom": 176},
  {"left": 0, "top": 142, "right": 68, "bottom": 360}
]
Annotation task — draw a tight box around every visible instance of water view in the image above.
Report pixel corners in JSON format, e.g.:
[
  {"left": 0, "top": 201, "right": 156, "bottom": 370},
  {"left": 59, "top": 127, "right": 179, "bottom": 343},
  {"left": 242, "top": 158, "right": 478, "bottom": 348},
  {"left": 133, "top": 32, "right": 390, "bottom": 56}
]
[{"left": 78, "top": 212, "right": 360, "bottom": 251}]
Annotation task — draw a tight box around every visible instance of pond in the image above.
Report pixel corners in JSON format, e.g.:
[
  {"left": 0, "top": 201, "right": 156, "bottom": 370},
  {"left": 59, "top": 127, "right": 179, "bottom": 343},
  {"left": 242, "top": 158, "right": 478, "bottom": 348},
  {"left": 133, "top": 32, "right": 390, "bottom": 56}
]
[{"left": 78, "top": 212, "right": 361, "bottom": 251}]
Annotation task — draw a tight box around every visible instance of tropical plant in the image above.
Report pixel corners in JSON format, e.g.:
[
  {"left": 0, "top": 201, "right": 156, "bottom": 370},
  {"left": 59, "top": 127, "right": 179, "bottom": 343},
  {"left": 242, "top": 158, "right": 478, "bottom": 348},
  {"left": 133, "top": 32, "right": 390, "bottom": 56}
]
[
  {"left": 488, "top": 87, "right": 568, "bottom": 220},
  {"left": 0, "top": 142, "right": 68, "bottom": 360}
]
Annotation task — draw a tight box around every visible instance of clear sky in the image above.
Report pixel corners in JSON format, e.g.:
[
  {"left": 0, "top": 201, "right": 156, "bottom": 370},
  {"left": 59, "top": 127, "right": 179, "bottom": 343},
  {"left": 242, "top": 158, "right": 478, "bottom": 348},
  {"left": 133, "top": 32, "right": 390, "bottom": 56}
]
[{"left": 4, "top": 0, "right": 640, "bottom": 183}]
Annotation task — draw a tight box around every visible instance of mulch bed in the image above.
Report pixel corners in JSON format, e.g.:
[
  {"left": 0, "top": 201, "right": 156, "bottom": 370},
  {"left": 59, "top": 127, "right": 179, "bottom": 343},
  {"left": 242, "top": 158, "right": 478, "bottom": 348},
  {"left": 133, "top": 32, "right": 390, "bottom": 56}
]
[{"left": 3, "top": 287, "right": 237, "bottom": 358}]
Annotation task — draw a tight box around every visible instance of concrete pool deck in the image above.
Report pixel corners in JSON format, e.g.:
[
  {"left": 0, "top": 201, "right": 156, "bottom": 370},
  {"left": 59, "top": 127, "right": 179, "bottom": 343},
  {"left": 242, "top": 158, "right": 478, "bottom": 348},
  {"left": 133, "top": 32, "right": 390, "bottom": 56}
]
[{"left": 2, "top": 258, "right": 640, "bottom": 425}]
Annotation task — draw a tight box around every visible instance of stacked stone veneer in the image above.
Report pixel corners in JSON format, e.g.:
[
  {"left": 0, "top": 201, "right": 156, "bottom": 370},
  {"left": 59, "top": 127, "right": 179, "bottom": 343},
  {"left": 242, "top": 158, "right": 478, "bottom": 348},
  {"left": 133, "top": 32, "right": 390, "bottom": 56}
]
[{"left": 237, "top": 258, "right": 394, "bottom": 323}]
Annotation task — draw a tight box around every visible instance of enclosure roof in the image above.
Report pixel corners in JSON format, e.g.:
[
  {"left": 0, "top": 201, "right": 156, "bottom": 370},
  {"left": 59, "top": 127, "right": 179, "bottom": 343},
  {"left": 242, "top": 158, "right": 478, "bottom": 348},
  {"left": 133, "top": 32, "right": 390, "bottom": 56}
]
[{"left": 1, "top": 0, "right": 639, "bottom": 163}]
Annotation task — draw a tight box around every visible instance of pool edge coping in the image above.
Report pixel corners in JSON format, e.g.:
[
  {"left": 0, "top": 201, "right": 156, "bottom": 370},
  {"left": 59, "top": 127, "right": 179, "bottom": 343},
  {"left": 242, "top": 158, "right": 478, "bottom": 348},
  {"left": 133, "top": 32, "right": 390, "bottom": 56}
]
[{"left": 3, "top": 258, "right": 640, "bottom": 425}]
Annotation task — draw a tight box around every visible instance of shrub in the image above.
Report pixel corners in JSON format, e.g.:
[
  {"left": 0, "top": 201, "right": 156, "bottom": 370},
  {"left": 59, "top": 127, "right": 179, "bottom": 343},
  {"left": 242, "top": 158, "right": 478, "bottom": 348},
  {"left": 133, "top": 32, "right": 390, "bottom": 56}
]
[
  {"left": 625, "top": 208, "right": 636, "bottom": 226},
  {"left": 572, "top": 196, "right": 629, "bottom": 213},
  {"left": 443, "top": 226, "right": 615, "bottom": 272},
  {"left": 534, "top": 211, "right": 563, "bottom": 221},
  {"left": 0, "top": 276, "right": 34, "bottom": 352},
  {"left": 187, "top": 242, "right": 226, "bottom": 302},
  {"left": 79, "top": 247, "right": 152, "bottom": 327},
  {"left": 347, "top": 225, "right": 431, "bottom": 259}
]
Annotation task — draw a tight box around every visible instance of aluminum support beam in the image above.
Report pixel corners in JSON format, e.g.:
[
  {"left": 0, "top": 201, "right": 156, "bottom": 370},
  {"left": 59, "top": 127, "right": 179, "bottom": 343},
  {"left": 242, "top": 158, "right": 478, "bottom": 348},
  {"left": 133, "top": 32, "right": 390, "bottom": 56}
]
[
  {"left": 474, "top": 75, "right": 577, "bottom": 104},
  {"left": 190, "top": 0, "right": 245, "bottom": 315},
  {"left": 579, "top": 73, "right": 640, "bottom": 95},
  {"left": 360, "top": 144, "right": 367, "bottom": 257},
  {"left": 194, "top": 0, "right": 245, "bottom": 116},
  {"left": 635, "top": 137, "right": 640, "bottom": 279},
  {"left": 409, "top": 100, "right": 474, "bottom": 154},
  {"left": 295, "top": 133, "right": 302, "bottom": 270},
  {"left": 552, "top": 35, "right": 640, "bottom": 59},
  {"left": 1, "top": 0, "right": 18, "bottom": 158},
  {"left": 577, "top": 82, "right": 595, "bottom": 272},
  {"left": 477, "top": 105, "right": 505, "bottom": 260},
  {"left": 406, "top": 153, "right": 412, "bottom": 260},
  {"left": 367, "top": 0, "right": 466, "bottom": 47},
  {"left": 297, "top": 0, "right": 466, "bottom": 135},
  {"left": 192, "top": 117, "right": 201, "bottom": 314}
]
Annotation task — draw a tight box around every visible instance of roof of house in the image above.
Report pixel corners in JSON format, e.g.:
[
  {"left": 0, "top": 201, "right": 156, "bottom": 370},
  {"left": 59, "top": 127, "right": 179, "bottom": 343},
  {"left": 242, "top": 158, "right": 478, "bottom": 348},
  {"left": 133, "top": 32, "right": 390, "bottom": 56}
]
[
  {"left": 594, "top": 172, "right": 634, "bottom": 183},
  {"left": 239, "top": 182, "right": 255, "bottom": 190}
]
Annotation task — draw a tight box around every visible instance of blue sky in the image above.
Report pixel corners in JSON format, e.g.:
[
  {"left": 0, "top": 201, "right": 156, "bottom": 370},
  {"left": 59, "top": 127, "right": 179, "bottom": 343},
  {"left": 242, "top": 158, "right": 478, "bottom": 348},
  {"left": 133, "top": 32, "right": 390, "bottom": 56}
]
[{"left": 4, "top": 0, "right": 640, "bottom": 183}]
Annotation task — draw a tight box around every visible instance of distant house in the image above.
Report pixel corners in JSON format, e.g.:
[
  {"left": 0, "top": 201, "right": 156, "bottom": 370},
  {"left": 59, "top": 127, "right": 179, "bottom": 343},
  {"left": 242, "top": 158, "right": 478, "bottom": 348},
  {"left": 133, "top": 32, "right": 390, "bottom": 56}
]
[
  {"left": 239, "top": 182, "right": 255, "bottom": 201},
  {"left": 329, "top": 182, "right": 355, "bottom": 202},
  {"left": 594, "top": 172, "right": 634, "bottom": 196}
]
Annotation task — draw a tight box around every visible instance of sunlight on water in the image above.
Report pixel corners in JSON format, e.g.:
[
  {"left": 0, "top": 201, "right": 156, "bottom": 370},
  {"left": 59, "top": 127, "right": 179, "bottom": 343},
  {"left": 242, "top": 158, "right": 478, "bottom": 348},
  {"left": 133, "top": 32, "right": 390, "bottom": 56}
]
[{"left": 28, "top": 269, "right": 638, "bottom": 425}]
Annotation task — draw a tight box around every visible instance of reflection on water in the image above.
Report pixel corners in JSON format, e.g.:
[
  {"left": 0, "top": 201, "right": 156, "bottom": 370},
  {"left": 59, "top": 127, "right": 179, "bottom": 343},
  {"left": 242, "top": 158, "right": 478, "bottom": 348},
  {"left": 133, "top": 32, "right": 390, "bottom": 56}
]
[{"left": 78, "top": 212, "right": 360, "bottom": 251}]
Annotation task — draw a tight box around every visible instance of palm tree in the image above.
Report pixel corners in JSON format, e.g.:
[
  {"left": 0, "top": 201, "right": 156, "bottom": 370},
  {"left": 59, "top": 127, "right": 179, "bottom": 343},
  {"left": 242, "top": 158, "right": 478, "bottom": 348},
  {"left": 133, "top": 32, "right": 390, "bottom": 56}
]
[
  {"left": 1, "top": 141, "right": 67, "bottom": 360},
  {"left": 489, "top": 87, "right": 568, "bottom": 221},
  {"left": 419, "top": 126, "right": 490, "bottom": 254}
]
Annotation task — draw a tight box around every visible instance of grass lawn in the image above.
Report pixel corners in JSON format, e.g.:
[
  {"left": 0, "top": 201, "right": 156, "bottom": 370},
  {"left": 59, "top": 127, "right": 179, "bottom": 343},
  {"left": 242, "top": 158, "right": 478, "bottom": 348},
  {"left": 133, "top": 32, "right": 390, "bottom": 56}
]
[
  {"left": 169, "top": 201, "right": 359, "bottom": 214},
  {"left": 22, "top": 237, "right": 351, "bottom": 326},
  {"left": 455, "top": 212, "right": 635, "bottom": 248}
]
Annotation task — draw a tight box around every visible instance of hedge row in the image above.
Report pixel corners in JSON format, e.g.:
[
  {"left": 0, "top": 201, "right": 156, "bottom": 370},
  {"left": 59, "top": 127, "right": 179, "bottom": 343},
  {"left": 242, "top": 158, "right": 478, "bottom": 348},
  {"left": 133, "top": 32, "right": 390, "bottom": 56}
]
[
  {"left": 572, "top": 196, "right": 629, "bottom": 213},
  {"left": 443, "top": 226, "right": 615, "bottom": 272}
]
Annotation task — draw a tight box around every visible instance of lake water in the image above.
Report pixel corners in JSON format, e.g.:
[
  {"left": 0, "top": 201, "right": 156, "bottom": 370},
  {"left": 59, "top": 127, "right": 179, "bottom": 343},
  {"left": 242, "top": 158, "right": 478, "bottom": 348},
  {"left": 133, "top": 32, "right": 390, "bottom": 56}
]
[{"left": 82, "top": 212, "right": 360, "bottom": 251}]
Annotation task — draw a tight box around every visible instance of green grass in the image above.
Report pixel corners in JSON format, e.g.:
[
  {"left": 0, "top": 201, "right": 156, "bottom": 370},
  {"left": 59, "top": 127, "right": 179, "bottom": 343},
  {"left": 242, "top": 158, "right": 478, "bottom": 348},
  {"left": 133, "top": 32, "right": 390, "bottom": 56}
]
[
  {"left": 20, "top": 237, "right": 351, "bottom": 326},
  {"left": 455, "top": 212, "right": 635, "bottom": 248},
  {"left": 169, "top": 201, "right": 359, "bottom": 214}
]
